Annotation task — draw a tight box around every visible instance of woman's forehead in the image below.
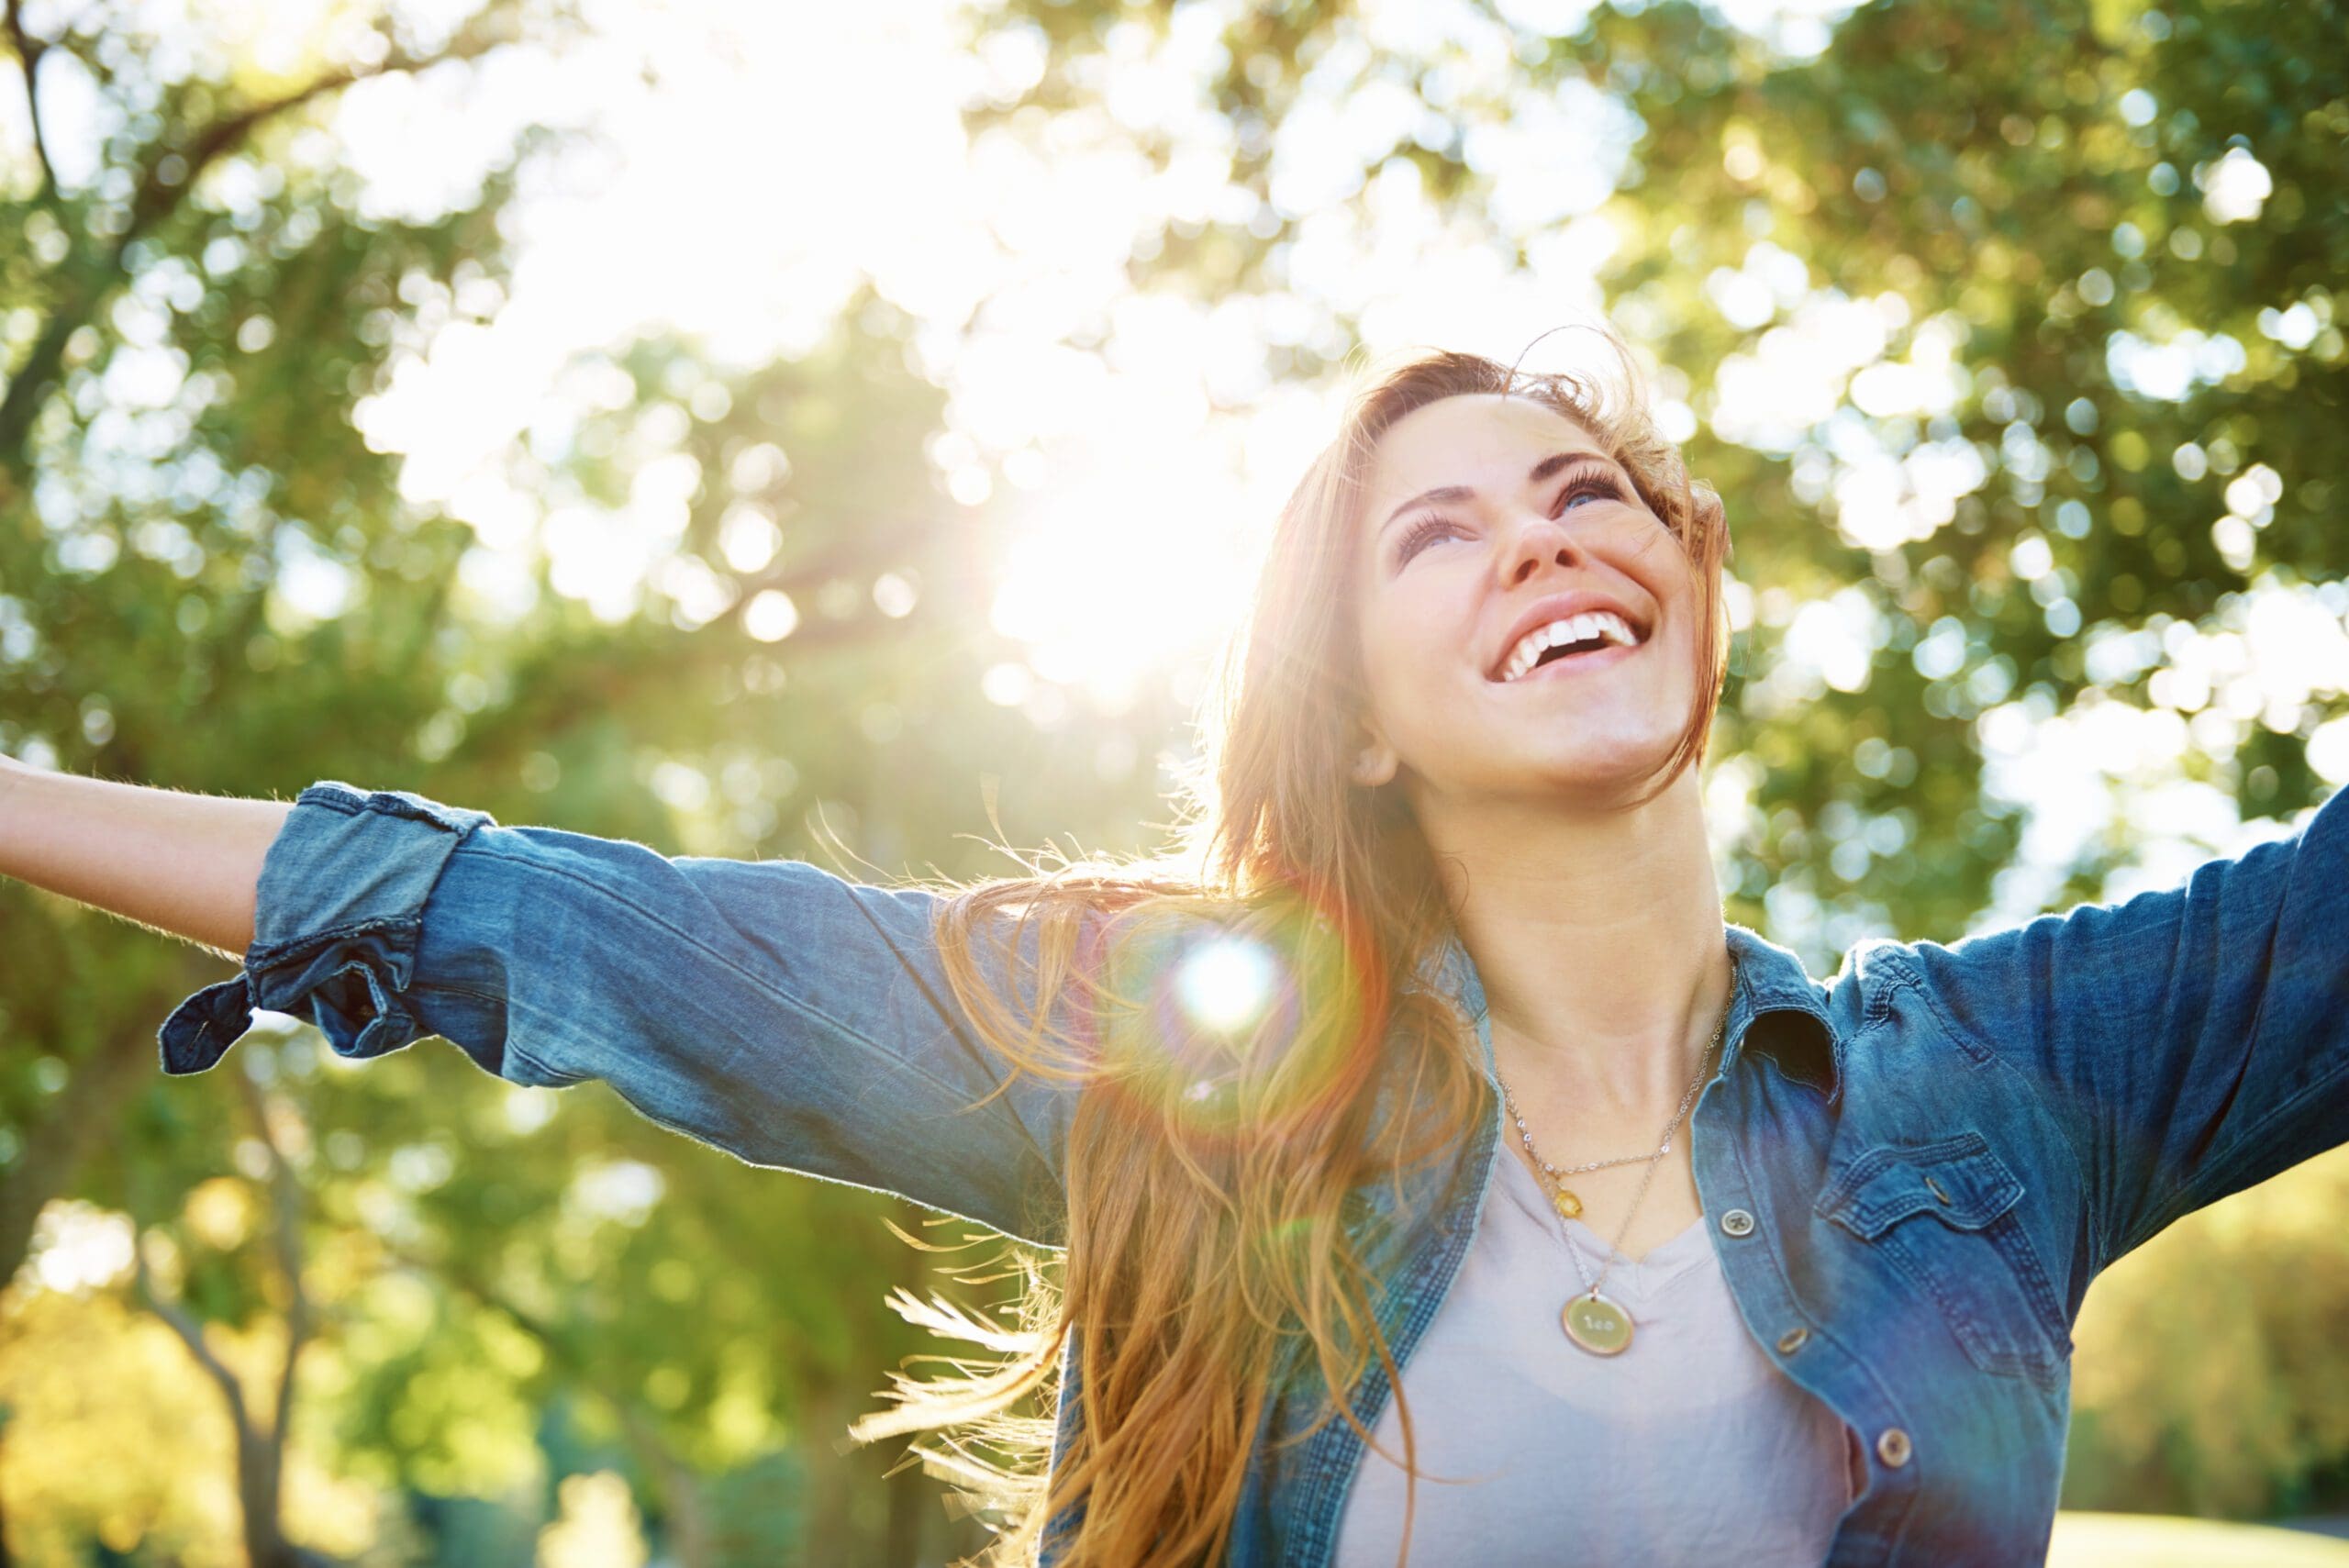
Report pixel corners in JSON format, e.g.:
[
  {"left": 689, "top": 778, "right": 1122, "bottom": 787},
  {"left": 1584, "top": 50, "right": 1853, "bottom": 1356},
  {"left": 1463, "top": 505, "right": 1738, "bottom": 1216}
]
[{"left": 1364, "top": 395, "right": 1608, "bottom": 513}]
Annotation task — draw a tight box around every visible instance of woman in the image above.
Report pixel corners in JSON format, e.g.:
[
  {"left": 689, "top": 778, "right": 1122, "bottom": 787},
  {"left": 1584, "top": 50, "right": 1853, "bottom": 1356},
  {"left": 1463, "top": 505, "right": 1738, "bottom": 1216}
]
[{"left": 9, "top": 333, "right": 2347, "bottom": 1568}]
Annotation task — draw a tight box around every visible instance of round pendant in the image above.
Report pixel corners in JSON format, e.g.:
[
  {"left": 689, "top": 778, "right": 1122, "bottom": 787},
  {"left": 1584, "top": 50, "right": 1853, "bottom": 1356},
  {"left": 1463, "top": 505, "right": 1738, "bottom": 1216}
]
[
  {"left": 1552, "top": 1187, "right": 1584, "bottom": 1219},
  {"left": 1562, "top": 1291, "right": 1634, "bottom": 1356}
]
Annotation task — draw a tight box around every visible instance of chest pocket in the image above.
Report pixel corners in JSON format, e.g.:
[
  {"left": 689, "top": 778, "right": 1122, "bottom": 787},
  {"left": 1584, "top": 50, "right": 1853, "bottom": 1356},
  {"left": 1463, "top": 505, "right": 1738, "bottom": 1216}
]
[{"left": 1816, "top": 1130, "right": 2074, "bottom": 1383}]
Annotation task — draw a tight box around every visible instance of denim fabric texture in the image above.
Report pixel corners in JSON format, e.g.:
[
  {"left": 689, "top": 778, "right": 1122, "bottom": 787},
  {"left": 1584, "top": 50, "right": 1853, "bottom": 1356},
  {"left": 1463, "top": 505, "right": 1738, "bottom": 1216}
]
[{"left": 161, "top": 779, "right": 2349, "bottom": 1566}]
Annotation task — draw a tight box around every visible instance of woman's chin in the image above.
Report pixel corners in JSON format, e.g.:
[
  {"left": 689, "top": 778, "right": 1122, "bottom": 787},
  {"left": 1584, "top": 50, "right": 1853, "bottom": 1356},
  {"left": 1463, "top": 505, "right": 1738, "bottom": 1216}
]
[
  {"left": 1513, "top": 740, "right": 1691, "bottom": 799},
  {"left": 1394, "top": 727, "right": 1693, "bottom": 812},
  {"left": 1407, "top": 762, "right": 1667, "bottom": 816}
]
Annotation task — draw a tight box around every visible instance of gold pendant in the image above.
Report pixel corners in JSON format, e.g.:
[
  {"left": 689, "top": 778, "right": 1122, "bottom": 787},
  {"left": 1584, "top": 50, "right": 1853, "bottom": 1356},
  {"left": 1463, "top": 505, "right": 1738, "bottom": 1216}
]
[
  {"left": 1551, "top": 1186, "right": 1583, "bottom": 1219},
  {"left": 1562, "top": 1291, "right": 1633, "bottom": 1356}
]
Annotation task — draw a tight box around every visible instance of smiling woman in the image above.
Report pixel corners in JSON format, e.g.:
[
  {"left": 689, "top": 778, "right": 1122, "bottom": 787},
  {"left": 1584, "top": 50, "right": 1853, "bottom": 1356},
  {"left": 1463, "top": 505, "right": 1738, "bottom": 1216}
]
[
  {"left": 861, "top": 332, "right": 1767, "bottom": 1567},
  {"left": 19, "top": 321, "right": 2348, "bottom": 1568}
]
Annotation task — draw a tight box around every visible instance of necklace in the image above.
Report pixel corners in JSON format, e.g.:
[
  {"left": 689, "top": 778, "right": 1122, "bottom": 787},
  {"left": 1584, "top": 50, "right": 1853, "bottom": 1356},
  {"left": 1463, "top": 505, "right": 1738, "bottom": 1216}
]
[{"left": 1493, "top": 966, "right": 1733, "bottom": 1357}]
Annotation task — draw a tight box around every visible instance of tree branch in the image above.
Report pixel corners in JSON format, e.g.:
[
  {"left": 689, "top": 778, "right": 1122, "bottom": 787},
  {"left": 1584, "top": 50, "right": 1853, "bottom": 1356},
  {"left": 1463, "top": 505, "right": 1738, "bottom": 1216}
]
[
  {"left": 231, "top": 1070, "right": 313, "bottom": 1476},
  {"left": 447, "top": 515, "right": 941, "bottom": 775},
  {"left": 133, "top": 1069, "right": 336, "bottom": 1568},
  {"left": 131, "top": 1236, "right": 252, "bottom": 1428},
  {"left": 0, "top": 3, "right": 526, "bottom": 473},
  {"left": 122, "top": 7, "right": 524, "bottom": 253},
  {"left": 2, "top": 0, "right": 56, "bottom": 208}
]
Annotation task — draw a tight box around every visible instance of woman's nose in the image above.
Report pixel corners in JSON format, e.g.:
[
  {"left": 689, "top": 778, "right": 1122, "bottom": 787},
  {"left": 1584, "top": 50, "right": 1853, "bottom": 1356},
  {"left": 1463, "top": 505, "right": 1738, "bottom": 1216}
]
[{"left": 1501, "top": 515, "right": 1586, "bottom": 588}]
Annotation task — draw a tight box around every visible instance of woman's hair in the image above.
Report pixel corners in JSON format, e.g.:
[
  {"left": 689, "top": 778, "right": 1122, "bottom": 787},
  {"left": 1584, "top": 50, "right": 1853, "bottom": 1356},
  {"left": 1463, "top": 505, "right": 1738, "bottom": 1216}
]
[{"left": 849, "top": 326, "right": 1733, "bottom": 1567}]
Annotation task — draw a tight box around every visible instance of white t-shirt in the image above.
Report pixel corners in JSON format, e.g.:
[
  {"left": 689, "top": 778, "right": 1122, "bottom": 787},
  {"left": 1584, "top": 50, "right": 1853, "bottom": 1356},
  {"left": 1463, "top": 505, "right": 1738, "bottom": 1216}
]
[{"left": 1331, "top": 1146, "right": 1859, "bottom": 1568}]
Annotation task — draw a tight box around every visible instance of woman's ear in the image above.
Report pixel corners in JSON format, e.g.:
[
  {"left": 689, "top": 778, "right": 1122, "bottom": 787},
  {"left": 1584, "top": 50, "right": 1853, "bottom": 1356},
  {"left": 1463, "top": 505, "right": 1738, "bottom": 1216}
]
[{"left": 1351, "top": 722, "right": 1399, "bottom": 788}]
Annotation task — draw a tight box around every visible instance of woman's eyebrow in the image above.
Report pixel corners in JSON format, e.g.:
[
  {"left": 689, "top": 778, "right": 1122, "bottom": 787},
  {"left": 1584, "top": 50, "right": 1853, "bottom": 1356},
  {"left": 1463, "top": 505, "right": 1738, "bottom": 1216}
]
[{"left": 1376, "top": 450, "right": 1612, "bottom": 539}]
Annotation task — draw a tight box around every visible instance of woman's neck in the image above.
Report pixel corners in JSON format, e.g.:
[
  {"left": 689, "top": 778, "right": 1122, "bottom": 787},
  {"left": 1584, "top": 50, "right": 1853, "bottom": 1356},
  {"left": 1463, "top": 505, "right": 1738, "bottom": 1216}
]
[{"left": 1417, "top": 767, "right": 1732, "bottom": 1118}]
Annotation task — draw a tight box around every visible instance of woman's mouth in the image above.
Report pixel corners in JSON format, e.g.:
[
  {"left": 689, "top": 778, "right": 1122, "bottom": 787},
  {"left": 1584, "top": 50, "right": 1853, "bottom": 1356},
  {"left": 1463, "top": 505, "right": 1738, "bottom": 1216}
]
[
  {"left": 1492, "top": 637, "right": 1641, "bottom": 684},
  {"left": 1487, "top": 608, "right": 1645, "bottom": 683}
]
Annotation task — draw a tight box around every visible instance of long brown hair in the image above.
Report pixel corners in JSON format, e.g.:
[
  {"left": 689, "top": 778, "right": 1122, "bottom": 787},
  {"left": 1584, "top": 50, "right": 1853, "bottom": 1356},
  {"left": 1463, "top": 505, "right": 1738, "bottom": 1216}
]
[{"left": 849, "top": 328, "right": 1733, "bottom": 1566}]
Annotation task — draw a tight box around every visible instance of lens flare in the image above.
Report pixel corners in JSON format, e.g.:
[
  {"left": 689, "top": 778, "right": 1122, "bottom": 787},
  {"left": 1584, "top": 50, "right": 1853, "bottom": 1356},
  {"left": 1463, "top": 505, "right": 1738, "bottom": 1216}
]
[
  {"left": 1084, "top": 893, "right": 1387, "bottom": 1151},
  {"left": 1174, "top": 935, "right": 1280, "bottom": 1035}
]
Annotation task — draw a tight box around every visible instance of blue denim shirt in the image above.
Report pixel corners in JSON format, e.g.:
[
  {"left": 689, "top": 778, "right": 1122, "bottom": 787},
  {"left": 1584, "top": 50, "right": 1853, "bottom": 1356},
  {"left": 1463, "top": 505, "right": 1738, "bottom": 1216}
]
[{"left": 161, "top": 779, "right": 2349, "bottom": 1565}]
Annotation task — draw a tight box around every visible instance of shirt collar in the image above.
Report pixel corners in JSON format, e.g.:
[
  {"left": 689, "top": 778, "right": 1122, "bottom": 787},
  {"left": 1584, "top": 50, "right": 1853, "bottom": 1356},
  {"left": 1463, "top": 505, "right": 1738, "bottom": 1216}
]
[{"left": 1413, "top": 918, "right": 1841, "bottom": 1099}]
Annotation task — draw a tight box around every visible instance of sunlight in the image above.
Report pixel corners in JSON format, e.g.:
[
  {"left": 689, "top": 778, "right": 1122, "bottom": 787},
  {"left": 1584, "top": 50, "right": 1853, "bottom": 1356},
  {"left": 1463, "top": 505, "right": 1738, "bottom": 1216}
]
[
  {"left": 989, "top": 454, "right": 1254, "bottom": 711},
  {"left": 1174, "top": 934, "right": 1281, "bottom": 1036},
  {"left": 26, "top": 1200, "right": 136, "bottom": 1296},
  {"left": 536, "top": 1471, "right": 647, "bottom": 1568}
]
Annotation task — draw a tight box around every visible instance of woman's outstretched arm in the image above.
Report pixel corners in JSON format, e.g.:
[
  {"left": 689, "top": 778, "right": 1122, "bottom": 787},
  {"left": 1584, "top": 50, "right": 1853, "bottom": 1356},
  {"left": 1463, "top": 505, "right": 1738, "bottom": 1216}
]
[
  {"left": 1895, "top": 781, "right": 2349, "bottom": 1274},
  {"left": 3, "top": 763, "right": 1084, "bottom": 1249},
  {"left": 0, "top": 757, "right": 295, "bottom": 958}
]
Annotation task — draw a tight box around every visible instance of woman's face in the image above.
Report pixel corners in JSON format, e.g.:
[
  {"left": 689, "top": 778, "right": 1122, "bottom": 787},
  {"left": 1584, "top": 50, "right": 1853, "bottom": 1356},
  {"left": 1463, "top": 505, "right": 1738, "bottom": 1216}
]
[{"left": 1348, "top": 393, "right": 1707, "bottom": 811}]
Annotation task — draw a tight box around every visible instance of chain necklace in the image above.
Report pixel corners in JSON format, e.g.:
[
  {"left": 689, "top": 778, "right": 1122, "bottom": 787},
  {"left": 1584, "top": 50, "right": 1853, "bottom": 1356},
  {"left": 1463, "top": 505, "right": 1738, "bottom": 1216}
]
[{"left": 1493, "top": 962, "right": 1733, "bottom": 1358}]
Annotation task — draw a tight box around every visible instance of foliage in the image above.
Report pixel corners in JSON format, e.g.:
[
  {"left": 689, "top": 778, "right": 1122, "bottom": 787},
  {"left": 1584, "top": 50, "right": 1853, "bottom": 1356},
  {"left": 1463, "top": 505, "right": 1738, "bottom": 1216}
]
[
  {"left": 2067, "top": 1146, "right": 2349, "bottom": 1518},
  {"left": 0, "top": 2, "right": 1157, "bottom": 1561}
]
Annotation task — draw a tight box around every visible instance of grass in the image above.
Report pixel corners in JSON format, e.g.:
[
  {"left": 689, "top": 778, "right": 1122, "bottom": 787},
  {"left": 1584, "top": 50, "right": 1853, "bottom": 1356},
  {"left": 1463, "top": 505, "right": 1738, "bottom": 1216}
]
[{"left": 2050, "top": 1512, "right": 2349, "bottom": 1566}]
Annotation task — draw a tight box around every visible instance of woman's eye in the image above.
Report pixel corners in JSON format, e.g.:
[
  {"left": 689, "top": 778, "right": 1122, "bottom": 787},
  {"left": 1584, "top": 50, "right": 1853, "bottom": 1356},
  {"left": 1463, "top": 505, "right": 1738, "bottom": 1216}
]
[
  {"left": 1558, "top": 475, "right": 1624, "bottom": 513},
  {"left": 1396, "top": 517, "right": 1456, "bottom": 564}
]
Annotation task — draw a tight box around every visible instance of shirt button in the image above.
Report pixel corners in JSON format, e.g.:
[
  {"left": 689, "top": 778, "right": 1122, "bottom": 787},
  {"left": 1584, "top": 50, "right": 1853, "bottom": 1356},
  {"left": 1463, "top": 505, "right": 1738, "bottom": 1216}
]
[
  {"left": 1876, "top": 1427, "right": 1913, "bottom": 1468},
  {"left": 1776, "top": 1326, "right": 1810, "bottom": 1355},
  {"left": 1719, "top": 1207, "right": 1756, "bottom": 1238}
]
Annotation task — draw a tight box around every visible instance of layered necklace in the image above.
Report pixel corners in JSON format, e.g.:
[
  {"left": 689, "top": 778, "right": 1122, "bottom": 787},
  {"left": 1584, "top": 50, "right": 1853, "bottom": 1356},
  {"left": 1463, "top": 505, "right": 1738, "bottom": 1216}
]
[{"left": 1493, "top": 965, "right": 1733, "bottom": 1357}]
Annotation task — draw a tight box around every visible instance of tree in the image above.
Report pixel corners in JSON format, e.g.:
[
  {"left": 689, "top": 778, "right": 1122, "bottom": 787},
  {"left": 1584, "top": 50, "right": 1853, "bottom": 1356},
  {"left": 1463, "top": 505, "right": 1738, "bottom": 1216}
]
[
  {"left": 2, "top": 0, "right": 1185, "bottom": 1556},
  {"left": 0, "top": 0, "right": 552, "bottom": 1299},
  {"left": 127, "top": 1070, "right": 333, "bottom": 1568}
]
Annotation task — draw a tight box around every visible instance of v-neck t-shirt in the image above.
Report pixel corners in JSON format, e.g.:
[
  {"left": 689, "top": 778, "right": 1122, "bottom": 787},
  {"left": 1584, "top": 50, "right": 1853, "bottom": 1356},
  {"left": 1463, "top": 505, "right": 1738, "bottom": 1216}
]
[{"left": 1330, "top": 1146, "right": 1859, "bottom": 1568}]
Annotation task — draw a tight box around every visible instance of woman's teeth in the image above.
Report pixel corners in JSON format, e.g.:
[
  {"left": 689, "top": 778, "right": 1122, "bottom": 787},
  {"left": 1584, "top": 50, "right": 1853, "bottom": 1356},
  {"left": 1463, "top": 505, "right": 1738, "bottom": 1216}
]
[{"left": 1496, "top": 610, "right": 1639, "bottom": 682}]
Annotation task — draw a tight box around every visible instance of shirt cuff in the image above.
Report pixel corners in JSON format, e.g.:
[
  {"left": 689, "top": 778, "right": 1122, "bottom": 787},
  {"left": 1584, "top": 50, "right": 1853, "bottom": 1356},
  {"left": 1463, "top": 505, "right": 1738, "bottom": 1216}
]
[{"left": 157, "top": 781, "right": 496, "bottom": 1075}]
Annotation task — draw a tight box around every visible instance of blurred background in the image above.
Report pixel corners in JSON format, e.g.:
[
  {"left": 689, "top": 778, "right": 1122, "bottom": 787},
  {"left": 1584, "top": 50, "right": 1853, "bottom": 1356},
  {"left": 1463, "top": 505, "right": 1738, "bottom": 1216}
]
[{"left": 2, "top": 0, "right": 2345, "bottom": 1562}]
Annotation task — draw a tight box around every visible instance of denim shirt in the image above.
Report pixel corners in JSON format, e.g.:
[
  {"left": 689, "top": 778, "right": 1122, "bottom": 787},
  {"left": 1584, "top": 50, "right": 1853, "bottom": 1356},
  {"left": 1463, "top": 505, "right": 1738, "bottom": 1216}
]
[{"left": 160, "top": 779, "right": 2349, "bottom": 1566}]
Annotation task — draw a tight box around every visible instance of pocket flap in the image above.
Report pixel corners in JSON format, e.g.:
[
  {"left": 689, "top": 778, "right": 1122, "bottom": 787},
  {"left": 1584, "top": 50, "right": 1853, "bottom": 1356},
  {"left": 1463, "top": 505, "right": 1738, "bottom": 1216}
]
[{"left": 1815, "top": 1130, "right": 2023, "bottom": 1238}]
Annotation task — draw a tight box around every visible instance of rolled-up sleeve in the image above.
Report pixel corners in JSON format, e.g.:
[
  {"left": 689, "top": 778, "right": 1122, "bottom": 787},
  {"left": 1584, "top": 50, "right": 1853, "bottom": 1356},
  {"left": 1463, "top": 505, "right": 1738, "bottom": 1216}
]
[
  {"left": 160, "top": 781, "right": 1079, "bottom": 1247},
  {"left": 1896, "top": 781, "right": 2349, "bottom": 1273}
]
